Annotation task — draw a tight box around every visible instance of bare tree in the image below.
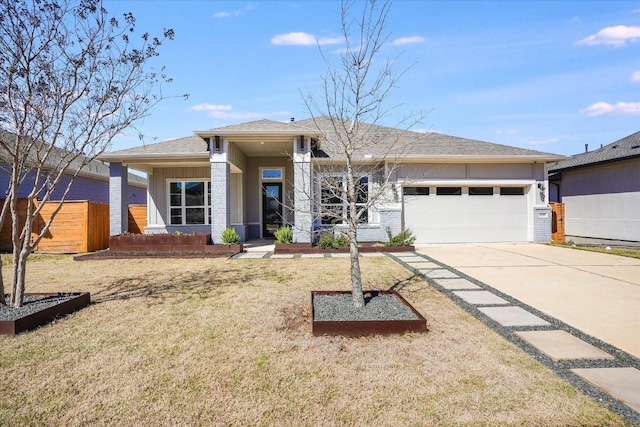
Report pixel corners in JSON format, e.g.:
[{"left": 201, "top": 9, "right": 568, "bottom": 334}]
[
  {"left": 303, "top": 0, "right": 426, "bottom": 308},
  {"left": 0, "top": 0, "right": 185, "bottom": 307}
]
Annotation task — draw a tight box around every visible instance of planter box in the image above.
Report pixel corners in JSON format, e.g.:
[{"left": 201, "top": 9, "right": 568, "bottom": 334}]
[
  {"left": 311, "top": 290, "right": 427, "bottom": 337},
  {"left": 204, "top": 243, "right": 244, "bottom": 256},
  {"left": 0, "top": 292, "right": 91, "bottom": 335},
  {"left": 275, "top": 243, "right": 414, "bottom": 254},
  {"left": 109, "top": 234, "right": 211, "bottom": 253}
]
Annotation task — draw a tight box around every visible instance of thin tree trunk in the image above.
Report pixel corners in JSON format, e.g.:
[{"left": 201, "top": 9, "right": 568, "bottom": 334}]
[{"left": 349, "top": 227, "right": 365, "bottom": 308}]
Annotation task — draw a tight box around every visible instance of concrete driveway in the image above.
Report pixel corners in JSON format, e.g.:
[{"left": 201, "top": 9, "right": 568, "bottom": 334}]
[{"left": 414, "top": 243, "right": 640, "bottom": 358}]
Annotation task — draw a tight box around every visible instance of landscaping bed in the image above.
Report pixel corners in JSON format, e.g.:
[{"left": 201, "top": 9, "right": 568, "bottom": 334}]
[
  {"left": 311, "top": 290, "right": 427, "bottom": 337},
  {"left": 0, "top": 292, "right": 90, "bottom": 335},
  {"left": 103, "top": 233, "right": 243, "bottom": 258}
]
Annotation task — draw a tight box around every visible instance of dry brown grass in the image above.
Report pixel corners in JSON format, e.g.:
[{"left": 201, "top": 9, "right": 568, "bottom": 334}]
[{"left": 0, "top": 255, "right": 627, "bottom": 426}]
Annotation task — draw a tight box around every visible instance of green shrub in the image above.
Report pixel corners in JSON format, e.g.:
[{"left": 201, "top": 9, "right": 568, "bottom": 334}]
[
  {"left": 221, "top": 227, "right": 240, "bottom": 244},
  {"left": 333, "top": 234, "right": 350, "bottom": 248},
  {"left": 317, "top": 234, "right": 335, "bottom": 249},
  {"left": 274, "top": 226, "right": 293, "bottom": 244},
  {"left": 317, "top": 232, "right": 350, "bottom": 249},
  {"left": 385, "top": 227, "right": 416, "bottom": 247}
]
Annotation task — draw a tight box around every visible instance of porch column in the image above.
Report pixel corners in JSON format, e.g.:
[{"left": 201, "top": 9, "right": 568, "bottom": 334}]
[
  {"left": 293, "top": 136, "right": 312, "bottom": 243},
  {"left": 109, "top": 162, "right": 128, "bottom": 236},
  {"left": 210, "top": 137, "right": 230, "bottom": 243}
]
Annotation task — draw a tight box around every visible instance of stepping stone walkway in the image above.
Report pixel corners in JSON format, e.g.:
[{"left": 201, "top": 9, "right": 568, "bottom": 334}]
[{"left": 389, "top": 251, "right": 640, "bottom": 424}]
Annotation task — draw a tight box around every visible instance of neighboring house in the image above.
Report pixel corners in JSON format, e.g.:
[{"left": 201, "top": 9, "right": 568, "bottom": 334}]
[
  {"left": 100, "top": 117, "right": 562, "bottom": 244},
  {"left": 0, "top": 129, "right": 147, "bottom": 204},
  {"left": 548, "top": 131, "right": 640, "bottom": 243}
]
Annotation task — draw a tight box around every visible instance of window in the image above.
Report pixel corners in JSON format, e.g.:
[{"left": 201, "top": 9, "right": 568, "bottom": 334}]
[
  {"left": 500, "top": 187, "right": 525, "bottom": 196},
  {"left": 436, "top": 187, "right": 461, "bottom": 196},
  {"left": 169, "top": 180, "right": 212, "bottom": 225},
  {"left": 261, "top": 168, "right": 283, "bottom": 180},
  {"left": 320, "top": 175, "right": 369, "bottom": 224},
  {"left": 403, "top": 187, "right": 429, "bottom": 196},
  {"left": 469, "top": 187, "right": 493, "bottom": 196}
]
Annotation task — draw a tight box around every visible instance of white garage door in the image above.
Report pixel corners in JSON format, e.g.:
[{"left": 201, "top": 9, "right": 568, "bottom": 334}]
[{"left": 403, "top": 186, "right": 529, "bottom": 243}]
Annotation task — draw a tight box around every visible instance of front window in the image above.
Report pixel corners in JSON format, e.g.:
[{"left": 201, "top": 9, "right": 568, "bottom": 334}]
[
  {"left": 169, "top": 180, "right": 211, "bottom": 225},
  {"left": 320, "top": 175, "right": 369, "bottom": 224}
]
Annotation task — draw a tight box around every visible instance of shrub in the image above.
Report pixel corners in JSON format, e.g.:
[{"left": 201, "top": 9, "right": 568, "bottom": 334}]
[
  {"left": 221, "top": 227, "right": 240, "bottom": 244},
  {"left": 333, "top": 234, "right": 350, "bottom": 248},
  {"left": 385, "top": 227, "right": 416, "bottom": 247},
  {"left": 317, "top": 232, "right": 350, "bottom": 249},
  {"left": 274, "top": 226, "right": 293, "bottom": 244},
  {"left": 317, "top": 233, "right": 335, "bottom": 249}
]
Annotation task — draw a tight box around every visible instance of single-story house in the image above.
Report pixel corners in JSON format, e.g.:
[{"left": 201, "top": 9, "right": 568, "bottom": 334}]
[
  {"left": 100, "top": 117, "right": 563, "bottom": 244},
  {"left": 0, "top": 129, "right": 147, "bottom": 204},
  {"left": 548, "top": 131, "right": 640, "bottom": 243}
]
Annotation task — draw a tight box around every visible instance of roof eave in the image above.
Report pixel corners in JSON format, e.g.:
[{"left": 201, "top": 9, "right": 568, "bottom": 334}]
[{"left": 98, "top": 153, "right": 209, "bottom": 162}]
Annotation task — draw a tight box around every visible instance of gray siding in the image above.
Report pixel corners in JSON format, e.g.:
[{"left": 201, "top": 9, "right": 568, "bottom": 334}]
[{"left": 0, "top": 164, "right": 145, "bottom": 204}]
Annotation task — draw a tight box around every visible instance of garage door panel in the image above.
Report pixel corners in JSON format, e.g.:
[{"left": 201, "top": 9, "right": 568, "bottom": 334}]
[{"left": 404, "top": 193, "right": 528, "bottom": 243}]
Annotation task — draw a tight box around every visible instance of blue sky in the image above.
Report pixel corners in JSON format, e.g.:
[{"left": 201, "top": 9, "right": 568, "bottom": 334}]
[{"left": 106, "top": 0, "right": 640, "bottom": 156}]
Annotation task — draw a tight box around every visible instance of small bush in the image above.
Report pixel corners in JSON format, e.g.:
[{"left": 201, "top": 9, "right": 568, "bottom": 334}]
[
  {"left": 333, "top": 234, "right": 350, "bottom": 248},
  {"left": 274, "top": 226, "right": 293, "bottom": 244},
  {"left": 317, "top": 233, "right": 350, "bottom": 249},
  {"left": 221, "top": 227, "right": 240, "bottom": 244},
  {"left": 317, "top": 234, "right": 335, "bottom": 249},
  {"left": 385, "top": 227, "right": 416, "bottom": 247}
]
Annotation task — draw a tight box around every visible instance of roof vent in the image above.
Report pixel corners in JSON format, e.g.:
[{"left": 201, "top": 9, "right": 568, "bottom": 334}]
[
  {"left": 631, "top": 145, "right": 640, "bottom": 149},
  {"left": 290, "top": 117, "right": 295, "bottom": 122},
  {"left": 611, "top": 145, "right": 618, "bottom": 149}
]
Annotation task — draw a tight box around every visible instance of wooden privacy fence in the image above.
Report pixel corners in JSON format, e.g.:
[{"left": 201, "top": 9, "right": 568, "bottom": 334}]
[
  {"left": 0, "top": 199, "right": 147, "bottom": 253},
  {"left": 550, "top": 202, "right": 565, "bottom": 244}
]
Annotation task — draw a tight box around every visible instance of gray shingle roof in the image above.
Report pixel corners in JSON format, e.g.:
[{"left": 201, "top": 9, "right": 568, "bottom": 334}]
[
  {"left": 0, "top": 129, "right": 146, "bottom": 186},
  {"left": 102, "top": 117, "right": 562, "bottom": 162},
  {"left": 296, "top": 117, "right": 561, "bottom": 160},
  {"left": 104, "top": 135, "right": 208, "bottom": 157},
  {"left": 548, "top": 131, "right": 640, "bottom": 172},
  {"left": 199, "top": 119, "right": 316, "bottom": 134}
]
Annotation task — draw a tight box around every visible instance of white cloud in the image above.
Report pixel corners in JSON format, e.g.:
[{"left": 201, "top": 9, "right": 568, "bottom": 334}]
[
  {"left": 632, "top": 71, "right": 640, "bottom": 83},
  {"left": 190, "top": 104, "right": 290, "bottom": 119},
  {"left": 389, "top": 36, "right": 426, "bottom": 46},
  {"left": 575, "top": 25, "right": 640, "bottom": 47},
  {"left": 580, "top": 101, "right": 640, "bottom": 116},
  {"left": 271, "top": 32, "right": 342, "bottom": 46},
  {"left": 495, "top": 129, "right": 519, "bottom": 135},
  {"left": 528, "top": 137, "right": 558, "bottom": 145},
  {"left": 190, "top": 104, "right": 233, "bottom": 112},
  {"left": 213, "top": 4, "right": 254, "bottom": 18}
]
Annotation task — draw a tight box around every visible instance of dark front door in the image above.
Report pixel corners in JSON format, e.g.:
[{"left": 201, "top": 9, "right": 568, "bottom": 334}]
[{"left": 262, "top": 183, "right": 283, "bottom": 238}]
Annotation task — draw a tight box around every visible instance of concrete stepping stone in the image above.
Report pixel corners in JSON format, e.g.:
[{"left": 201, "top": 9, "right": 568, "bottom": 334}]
[
  {"left": 453, "top": 291, "right": 509, "bottom": 305},
  {"left": 516, "top": 330, "right": 614, "bottom": 362},
  {"left": 300, "top": 254, "right": 326, "bottom": 258},
  {"left": 409, "top": 261, "right": 440, "bottom": 269},
  {"left": 361, "top": 252, "right": 386, "bottom": 257},
  {"left": 390, "top": 252, "right": 418, "bottom": 258},
  {"left": 571, "top": 367, "right": 640, "bottom": 413},
  {"left": 330, "top": 253, "right": 350, "bottom": 258},
  {"left": 433, "top": 278, "right": 481, "bottom": 290},
  {"left": 270, "top": 254, "right": 295, "bottom": 259},
  {"left": 422, "top": 269, "right": 458, "bottom": 279},
  {"left": 398, "top": 256, "right": 428, "bottom": 263},
  {"left": 237, "top": 252, "right": 268, "bottom": 259},
  {"left": 478, "top": 306, "right": 550, "bottom": 327}
]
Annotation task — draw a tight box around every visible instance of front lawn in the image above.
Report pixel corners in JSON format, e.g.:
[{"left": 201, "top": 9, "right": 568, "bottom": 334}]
[{"left": 0, "top": 255, "right": 626, "bottom": 426}]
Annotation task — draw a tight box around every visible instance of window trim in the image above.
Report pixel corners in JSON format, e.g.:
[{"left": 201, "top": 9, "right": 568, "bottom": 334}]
[
  {"left": 167, "top": 179, "right": 212, "bottom": 226},
  {"left": 319, "top": 174, "right": 370, "bottom": 225}
]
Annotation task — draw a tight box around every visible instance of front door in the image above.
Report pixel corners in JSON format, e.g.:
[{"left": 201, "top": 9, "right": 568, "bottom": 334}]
[{"left": 262, "top": 183, "right": 282, "bottom": 238}]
